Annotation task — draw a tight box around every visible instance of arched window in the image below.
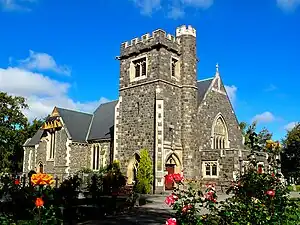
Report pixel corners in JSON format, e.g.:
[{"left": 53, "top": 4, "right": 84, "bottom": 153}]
[{"left": 212, "top": 116, "right": 228, "bottom": 149}]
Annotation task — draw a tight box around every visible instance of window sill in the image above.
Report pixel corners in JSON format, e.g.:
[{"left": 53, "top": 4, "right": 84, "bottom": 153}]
[
  {"left": 171, "top": 76, "right": 179, "bottom": 81},
  {"left": 132, "top": 75, "right": 147, "bottom": 82},
  {"left": 46, "top": 159, "right": 54, "bottom": 162},
  {"left": 203, "top": 176, "right": 219, "bottom": 179}
]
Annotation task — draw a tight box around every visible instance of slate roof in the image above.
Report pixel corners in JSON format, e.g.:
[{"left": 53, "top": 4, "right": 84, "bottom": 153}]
[
  {"left": 24, "top": 129, "right": 44, "bottom": 147},
  {"left": 197, "top": 78, "right": 214, "bottom": 103},
  {"left": 56, "top": 108, "right": 93, "bottom": 142},
  {"left": 87, "top": 100, "right": 118, "bottom": 141},
  {"left": 24, "top": 100, "right": 118, "bottom": 146}
]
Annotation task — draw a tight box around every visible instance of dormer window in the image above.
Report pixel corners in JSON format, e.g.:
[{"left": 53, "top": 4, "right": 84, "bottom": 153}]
[{"left": 133, "top": 57, "right": 146, "bottom": 78}]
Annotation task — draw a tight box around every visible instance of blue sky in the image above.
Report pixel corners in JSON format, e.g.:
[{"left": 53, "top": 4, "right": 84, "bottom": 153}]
[{"left": 0, "top": 0, "right": 299, "bottom": 140}]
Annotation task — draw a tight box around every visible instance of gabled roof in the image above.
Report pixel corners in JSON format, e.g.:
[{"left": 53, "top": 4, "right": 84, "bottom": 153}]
[
  {"left": 24, "top": 129, "right": 44, "bottom": 147},
  {"left": 87, "top": 100, "right": 118, "bottom": 141},
  {"left": 197, "top": 78, "right": 214, "bottom": 103},
  {"left": 56, "top": 108, "right": 93, "bottom": 142}
]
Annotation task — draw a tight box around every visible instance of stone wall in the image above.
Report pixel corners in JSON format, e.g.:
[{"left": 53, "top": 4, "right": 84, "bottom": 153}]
[
  {"left": 68, "top": 142, "right": 90, "bottom": 174},
  {"left": 197, "top": 81, "right": 244, "bottom": 151}
]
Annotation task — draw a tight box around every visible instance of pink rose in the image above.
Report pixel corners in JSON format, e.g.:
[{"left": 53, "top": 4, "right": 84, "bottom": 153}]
[
  {"left": 166, "top": 218, "right": 177, "bottom": 225},
  {"left": 182, "top": 204, "right": 193, "bottom": 213},
  {"left": 165, "top": 194, "right": 178, "bottom": 206},
  {"left": 266, "top": 189, "right": 275, "bottom": 197}
]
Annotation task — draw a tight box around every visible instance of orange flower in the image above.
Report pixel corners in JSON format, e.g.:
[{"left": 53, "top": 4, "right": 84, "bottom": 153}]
[
  {"left": 35, "top": 197, "right": 44, "bottom": 208},
  {"left": 31, "top": 173, "right": 54, "bottom": 186}
]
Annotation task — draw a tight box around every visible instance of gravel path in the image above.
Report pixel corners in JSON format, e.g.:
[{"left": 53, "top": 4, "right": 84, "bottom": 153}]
[{"left": 80, "top": 192, "right": 300, "bottom": 225}]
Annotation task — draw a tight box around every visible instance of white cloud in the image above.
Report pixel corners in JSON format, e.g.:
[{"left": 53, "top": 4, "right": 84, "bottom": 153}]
[
  {"left": 18, "top": 50, "right": 71, "bottom": 76},
  {"left": 284, "top": 121, "right": 298, "bottom": 131},
  {"left": 0, "top": 65, "right": 109, "bottom": 121},
  {"left": 23, "top": 95, "right": 109, "bottom": 121},
  {"left": 168, "top": 6, "right": 185, "bottom": 19},
  {"left": 0, "top": 0, "right": 35, "bottom": 12},
  {"left": 132, "top": 0, "right": 161, "bottom": 15},
  {"left": 0, "top": 67, "right": 69, "bottom": 97},
  {"left": 225, "top": 85, "right": 237, "bottom": 105},
  {"left": 181, "top": 0, "right": 213, "bottom": 8},
  {"left": 131, "top": 0, "right": 213, "bottom": 18},
  {"left": 252, "top": 112, "right": 275, "bottom": 124},
  {"left": 277, "top": 0, "right": 300, "bottom": 12}
]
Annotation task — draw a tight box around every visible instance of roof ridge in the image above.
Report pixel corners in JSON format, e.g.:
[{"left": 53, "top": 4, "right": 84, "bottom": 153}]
[
  {"left": 197, "top": 77, "right": 214, "bottom": 82},
  {"left": 56, "top": 107, "right": 93, "bottom": 115}
]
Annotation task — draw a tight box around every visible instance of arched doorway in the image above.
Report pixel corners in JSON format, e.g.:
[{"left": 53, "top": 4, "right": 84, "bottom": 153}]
[
  {"left": 127, "top": 153, "right": 140, "bottom": 185},
  {"left": 38, "top": 162, "right": 44, "bottom": 173},
  {"left": 165, "top": 153, "right": 181, "bottom": 190}
]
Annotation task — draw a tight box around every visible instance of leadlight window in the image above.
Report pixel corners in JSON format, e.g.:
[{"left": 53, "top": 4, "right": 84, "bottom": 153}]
[
  {"left": 48, "top": 131, "right": 55, "bottom": 160},
  {"left": 213, "top": 117, "right": 228, "bottom": 149},
  {"left": 203, "top": 161, "right": 218, "bottom": 177},
  {"left": 133, "top": 57, "right": 146, "bottom": 78},
  {"left": 92, "top": 145, "right": 100, "bottom": 170}
]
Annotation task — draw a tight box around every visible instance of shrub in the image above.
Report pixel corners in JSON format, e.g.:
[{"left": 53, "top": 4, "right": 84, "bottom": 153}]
[
  {"left": 164, "top": 135, "right": 300, "bottom": 225},
  {"left": 135, "top": 149, "right": 153, "bottom": 194}
]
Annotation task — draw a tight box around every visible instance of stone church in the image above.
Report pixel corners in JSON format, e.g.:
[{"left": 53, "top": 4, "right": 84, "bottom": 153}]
[{"left": 23, "top": 25, "right": 255, "bottom": 192}]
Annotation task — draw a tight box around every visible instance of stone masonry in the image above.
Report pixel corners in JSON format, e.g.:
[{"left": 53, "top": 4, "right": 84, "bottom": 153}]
[{"left": 23, "top": 25, "right": 265, "bottom": 193}]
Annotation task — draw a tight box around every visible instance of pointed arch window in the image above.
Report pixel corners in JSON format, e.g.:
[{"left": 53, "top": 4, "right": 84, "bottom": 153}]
[{"left": 212, "top": 116, "right": 228, "bottom": 149}]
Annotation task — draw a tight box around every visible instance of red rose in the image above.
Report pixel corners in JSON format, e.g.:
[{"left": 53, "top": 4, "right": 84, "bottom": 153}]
[
  {"left": 14, "top": 179, "right": 20, "bottom": 185},
  {"left": 172, "top": 173, "right": 184, "bottom": 183},
  {"left": 165, "top": 218, "right": 177, "bottom": 225},
  {"left": 266, "top": 189, "right": 275, "bottom": 197},
  {"left": 165, "top": 174, "right": 174, "bottom": 185}
]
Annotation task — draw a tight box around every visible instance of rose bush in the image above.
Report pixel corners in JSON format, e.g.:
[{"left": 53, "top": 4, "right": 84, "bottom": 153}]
[
  {"left": 164, "top": 173, "right": 219, "bottom": 225},
  {"left": 164, "top": 137, "right": 300, "bottom": 225}
]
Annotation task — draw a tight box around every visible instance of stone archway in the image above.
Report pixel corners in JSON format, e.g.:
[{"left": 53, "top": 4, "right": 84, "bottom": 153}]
[
  {"left": 126, "top": 153, "right": 140, "bottom": 185},
  {"left": 165, "top": 153, "right": 181, "bottom": 190}
]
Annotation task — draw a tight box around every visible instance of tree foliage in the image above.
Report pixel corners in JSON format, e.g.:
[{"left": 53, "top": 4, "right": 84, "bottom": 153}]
[
  {"left": 281, "top": 123, "right": 300, "bottom": 181},
  {"left": 135, "top": 149, "right": 153, "bottom": 194},
  {"left": 239, "top": 121, "right": 272, "bottom": 151},
  {"left": 0, "top": 92, "right": 44, "bottom": 173}
]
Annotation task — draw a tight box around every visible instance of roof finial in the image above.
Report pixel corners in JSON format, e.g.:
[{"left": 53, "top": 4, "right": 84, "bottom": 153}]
[{"left": 216, "top": 63, "right": 219, "bottom": 73}]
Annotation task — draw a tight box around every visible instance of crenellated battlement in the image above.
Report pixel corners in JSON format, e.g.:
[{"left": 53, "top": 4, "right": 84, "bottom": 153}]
[
  {"left": 121, "top": 28, "right": 180, "bottom": 49},
  {"left": 176, "top": 25, "right": 196, "bottom": 37}
]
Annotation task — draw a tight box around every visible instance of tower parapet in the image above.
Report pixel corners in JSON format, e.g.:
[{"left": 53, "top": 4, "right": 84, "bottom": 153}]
[
  {"left": 120, "top": 29, "right": 180, "bottom": 59},
  {"left": 176, "top": 25, "right": 196, "bottom": 37}
]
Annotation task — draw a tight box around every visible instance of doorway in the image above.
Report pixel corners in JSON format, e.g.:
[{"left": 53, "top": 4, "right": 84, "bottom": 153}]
[
  {"left": 39, "top": 162, "right": 44, "bottom": 173},
  {"left": 165, "top": 164, "right": 175, "bottom": 190}
]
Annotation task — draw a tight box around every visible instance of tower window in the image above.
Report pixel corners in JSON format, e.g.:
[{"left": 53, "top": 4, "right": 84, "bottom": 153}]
[{"left": 133, "top": 57, "right": 147, "bottom": 78}]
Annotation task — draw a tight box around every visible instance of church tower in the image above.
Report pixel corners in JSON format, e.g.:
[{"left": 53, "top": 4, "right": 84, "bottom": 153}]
[{"left": 115, "top": 25, "right": 198, "bottom": 192}]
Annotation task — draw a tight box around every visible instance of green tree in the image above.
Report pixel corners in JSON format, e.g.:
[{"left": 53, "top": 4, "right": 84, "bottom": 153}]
[
  {"left": 0, "top": 92, "right": 44, "bottom": 172},
  {"left": 0, "top": 92, "right": 28, "bottom": 172},
  {"left": 135, "top": 149, "right": 153, "bottom": 194},
  {"left": 239, "top": 121, "right": 272, "bottom": 151},
  {"left": 281, "top": 123, "right": 300, "bottom": 182}
]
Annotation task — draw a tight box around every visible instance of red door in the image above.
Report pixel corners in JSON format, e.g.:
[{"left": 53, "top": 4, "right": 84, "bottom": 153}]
[{"left": 165, "top": 164, "right": 175, "bottom": 190}]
